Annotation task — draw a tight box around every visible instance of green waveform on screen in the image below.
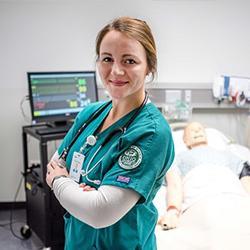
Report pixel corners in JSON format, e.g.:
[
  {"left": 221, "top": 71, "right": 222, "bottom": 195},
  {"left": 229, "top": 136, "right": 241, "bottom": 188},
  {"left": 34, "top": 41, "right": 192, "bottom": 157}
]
[{"left": 32, "top": 83, "right": 87, "bottom": 95}]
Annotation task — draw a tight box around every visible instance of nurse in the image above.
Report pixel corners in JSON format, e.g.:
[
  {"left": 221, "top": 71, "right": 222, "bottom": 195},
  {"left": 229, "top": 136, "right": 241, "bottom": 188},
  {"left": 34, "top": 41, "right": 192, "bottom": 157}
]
[{"left": 46, "top": 16, "right": 174, "bottom": 250}]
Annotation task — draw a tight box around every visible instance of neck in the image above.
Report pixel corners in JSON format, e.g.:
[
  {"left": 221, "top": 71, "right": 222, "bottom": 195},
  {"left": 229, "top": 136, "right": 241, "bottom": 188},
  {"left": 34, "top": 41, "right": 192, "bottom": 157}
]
[
  {"left": 111, "top": 90, "right": 146, "bottom": 121},
  {"left": 100, "top": 90, "right": 146, "bottom": 132}
]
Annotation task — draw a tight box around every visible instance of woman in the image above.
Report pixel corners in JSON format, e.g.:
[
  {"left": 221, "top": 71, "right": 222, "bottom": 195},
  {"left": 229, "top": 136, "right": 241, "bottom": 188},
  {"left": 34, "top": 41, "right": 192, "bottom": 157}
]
[{"left": 46, "top": 17, "right": 174, "bottom": 250}]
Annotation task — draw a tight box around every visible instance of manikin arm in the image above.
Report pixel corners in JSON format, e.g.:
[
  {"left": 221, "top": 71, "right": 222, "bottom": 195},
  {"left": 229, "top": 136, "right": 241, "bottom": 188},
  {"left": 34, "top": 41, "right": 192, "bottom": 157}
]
[
  {"left": 158, "top": 169, "right": 183, "bottom": 230},
  {"left": 240, "top": 176, "right": 250, "bottom": 194}
]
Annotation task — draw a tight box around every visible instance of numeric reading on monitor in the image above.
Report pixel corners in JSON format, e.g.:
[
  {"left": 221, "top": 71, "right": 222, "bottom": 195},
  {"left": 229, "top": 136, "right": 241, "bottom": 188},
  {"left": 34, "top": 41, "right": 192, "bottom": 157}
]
[{"left": 27, "top": 71, "right": 98, "bottom": 126}]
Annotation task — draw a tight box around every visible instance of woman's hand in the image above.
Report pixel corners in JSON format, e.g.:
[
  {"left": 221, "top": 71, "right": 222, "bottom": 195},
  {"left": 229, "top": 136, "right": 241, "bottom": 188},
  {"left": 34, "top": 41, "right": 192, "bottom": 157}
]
[
  {"left": 158, "top": 209, "right": 180, "bottom": 230},
  {"left": 46, "top": 160, "right": 69, "bottom": 188},
  {"left": 79, "top": 183, "right": 96, "bottom": 191}
]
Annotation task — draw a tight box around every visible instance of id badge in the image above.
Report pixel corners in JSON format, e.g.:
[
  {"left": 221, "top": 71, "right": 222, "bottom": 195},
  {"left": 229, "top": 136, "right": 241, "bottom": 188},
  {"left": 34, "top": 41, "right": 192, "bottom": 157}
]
[{"left": 69, "top": 152, "right": 85, "bottom": 182}]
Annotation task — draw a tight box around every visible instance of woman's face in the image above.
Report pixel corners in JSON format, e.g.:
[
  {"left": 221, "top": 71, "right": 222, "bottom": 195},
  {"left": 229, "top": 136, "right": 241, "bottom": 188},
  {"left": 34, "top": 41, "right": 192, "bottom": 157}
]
[{"left": 97, "top": 30, "right": 148, "bottom": 100}]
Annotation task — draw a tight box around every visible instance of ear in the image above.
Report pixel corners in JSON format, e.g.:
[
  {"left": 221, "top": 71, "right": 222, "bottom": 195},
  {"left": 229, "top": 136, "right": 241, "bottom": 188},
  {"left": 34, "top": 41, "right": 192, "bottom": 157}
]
[{"left": 145, "top": 72, "right": 152, "bottom": 84}]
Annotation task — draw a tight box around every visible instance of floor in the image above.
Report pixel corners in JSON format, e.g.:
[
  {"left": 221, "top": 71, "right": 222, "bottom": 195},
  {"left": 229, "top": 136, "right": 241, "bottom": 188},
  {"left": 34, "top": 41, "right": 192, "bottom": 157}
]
[{"left": 0, "top": 208, "right": 45, "bottom": 250}]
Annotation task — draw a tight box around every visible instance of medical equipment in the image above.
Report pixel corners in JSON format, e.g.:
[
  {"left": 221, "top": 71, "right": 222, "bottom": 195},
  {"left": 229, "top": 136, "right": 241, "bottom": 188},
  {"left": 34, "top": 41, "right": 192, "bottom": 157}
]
[
  {"left": 58, "top": 92, "right": 149, "bottom": 184},
  {"left": 163, "top": 90, "right": 192, "bottom": 122},
  {"left": 27, "top": 71, "right": 98, "bottom": 126},
  {"left": 213, "top": 75, "right": 250, "bottom": 106},
  {"left": 22, "top": 126, "right": 66, "bottom": 249}
]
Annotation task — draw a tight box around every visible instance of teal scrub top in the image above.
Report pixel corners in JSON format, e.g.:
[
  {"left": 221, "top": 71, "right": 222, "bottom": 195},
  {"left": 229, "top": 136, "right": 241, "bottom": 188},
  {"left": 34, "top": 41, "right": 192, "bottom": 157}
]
[{"left": 58, "top": 101, "right": 174, "bottom": 250}]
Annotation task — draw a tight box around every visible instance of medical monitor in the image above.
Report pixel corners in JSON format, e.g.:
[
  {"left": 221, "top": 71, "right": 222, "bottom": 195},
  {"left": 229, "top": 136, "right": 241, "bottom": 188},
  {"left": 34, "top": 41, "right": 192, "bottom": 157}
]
[{"left": 28, "top": 71, "right": 98, "bottom": 126}]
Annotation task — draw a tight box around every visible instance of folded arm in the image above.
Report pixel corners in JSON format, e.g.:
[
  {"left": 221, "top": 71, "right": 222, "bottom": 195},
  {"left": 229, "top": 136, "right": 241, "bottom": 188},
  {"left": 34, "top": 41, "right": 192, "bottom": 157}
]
[
  {"left": 48, "top": 151, "right": 140, "bottom": 228},
  {"left": 53, "top": 178, "right": 140, "bottom": 229}
]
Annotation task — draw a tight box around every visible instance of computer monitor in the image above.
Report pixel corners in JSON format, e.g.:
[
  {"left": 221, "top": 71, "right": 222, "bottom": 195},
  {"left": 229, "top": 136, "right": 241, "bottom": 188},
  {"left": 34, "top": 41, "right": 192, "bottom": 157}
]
[{"left": 28, "top": 71, "right": 98, "bottom": 126}]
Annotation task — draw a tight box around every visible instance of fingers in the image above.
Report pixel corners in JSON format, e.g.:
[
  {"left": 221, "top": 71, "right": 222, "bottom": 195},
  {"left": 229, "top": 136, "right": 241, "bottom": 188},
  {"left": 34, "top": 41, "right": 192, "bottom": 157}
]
[
  {"left": 47, "top": 161, "right": 56, "bottom": 174},
  {"left": 161, "top": 221, "right": 174, "bottom": 231},
  {"left": 160, "top": 218, "right": 171, "bottom": 230},
  {"left": 159, "top": 213, "right": 179, "bottom": 231},
  {"left": 81, "top": 185, "right": 96, "bottom": 191},
  {"left": 47, "top": 161, "right": 67, "bottom": 174},
  {"left": 79, "top": 183, "right": 96, "bottom": 191},
  {"left": 47, "top": 164, "right": 53, "bottom": 174},
  {"left": 162, "top": 223, "right": 174, "bottom": 231},
  {"left": 47, "top": 160, "right": 59, "bottom": 169},
  {"left": 46, "top": 161, "right": 69, "bottom": 188},
  {"left": 46, "top": 169, "right": 53, "bottom": 188},
  {"left": 162, "top": 223, "right": 169, "bottom": 231}
]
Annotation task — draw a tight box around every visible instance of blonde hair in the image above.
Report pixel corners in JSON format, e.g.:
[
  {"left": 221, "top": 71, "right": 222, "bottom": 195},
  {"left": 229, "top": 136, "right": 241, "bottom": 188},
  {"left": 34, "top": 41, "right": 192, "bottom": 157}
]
[{"left": 95, "top": 16, "right": 157, "bottom": 81}]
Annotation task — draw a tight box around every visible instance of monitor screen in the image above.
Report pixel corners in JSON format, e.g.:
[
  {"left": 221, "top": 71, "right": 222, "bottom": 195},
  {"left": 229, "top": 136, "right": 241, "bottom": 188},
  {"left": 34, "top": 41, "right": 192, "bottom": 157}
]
[{"left": 28, "top": 71, "right": 98, "bottom": 126}]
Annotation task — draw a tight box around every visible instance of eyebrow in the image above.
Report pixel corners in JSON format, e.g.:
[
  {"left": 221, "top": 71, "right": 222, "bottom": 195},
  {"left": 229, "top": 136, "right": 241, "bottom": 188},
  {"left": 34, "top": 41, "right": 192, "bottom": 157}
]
[
  {"left": 122, "top": 54, "right": 136, "bottom": 58},
  {"left": 100, "top": 52, "right": 137, "bottom": 58},
  {"left": 100, "top": 52, "right": 112, "bottom": 56}
]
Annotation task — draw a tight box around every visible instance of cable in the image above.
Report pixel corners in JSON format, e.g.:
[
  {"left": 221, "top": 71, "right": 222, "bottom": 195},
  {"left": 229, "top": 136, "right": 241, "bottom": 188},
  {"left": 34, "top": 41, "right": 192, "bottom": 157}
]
[
  {"left": 0, "top": 172, "right": 45, "bottom": 247},
  {"left": 0, "top": 177, "right": 23, "bottom": 229},
  {"left": 0, "top": 177, "right": 45, "bottom": 249},
  {"left": 9, "top": 175, "right": 27, "bottom": 240},
  {"left": 0, "top": 183, "right": 21, "bottom": 226},
  {"left": 20, "top": 95, "right": 31, "bottom": 124},
  {"left": 0, "top": 221, "right": 12, "bottom": 227}
]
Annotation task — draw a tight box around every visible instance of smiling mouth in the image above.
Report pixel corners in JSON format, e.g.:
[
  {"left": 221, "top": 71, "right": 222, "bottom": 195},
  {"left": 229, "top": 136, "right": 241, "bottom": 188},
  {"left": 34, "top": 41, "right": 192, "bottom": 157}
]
[{"left": 110, "top": 80, "right": 128, "bottom": 86}]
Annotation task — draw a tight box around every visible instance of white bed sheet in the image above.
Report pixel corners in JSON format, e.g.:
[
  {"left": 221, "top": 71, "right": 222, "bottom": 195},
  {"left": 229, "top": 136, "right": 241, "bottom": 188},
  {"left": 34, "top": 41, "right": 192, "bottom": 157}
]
[{"left": 156, "top": 193, "right": 250, "bottom": 250}]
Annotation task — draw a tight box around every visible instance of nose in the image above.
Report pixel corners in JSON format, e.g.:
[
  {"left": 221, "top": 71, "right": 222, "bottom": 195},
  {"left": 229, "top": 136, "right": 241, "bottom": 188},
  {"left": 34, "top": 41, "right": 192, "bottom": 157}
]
[{"left": 111, "top": 62, "right": 125, "bottom": 76}]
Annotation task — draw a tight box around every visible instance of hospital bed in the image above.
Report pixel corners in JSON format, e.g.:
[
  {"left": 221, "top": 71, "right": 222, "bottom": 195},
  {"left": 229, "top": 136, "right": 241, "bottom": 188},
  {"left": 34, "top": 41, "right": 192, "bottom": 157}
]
[{"left": 154, "top": 124, "right": 250, "bottom": 250}]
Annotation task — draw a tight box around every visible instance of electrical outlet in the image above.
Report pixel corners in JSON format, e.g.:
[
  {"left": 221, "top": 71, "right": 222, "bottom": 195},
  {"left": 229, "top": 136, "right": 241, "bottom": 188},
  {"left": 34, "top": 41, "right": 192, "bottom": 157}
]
[{"left": 185, "top": 90, "right": 192, "bottom": 103}]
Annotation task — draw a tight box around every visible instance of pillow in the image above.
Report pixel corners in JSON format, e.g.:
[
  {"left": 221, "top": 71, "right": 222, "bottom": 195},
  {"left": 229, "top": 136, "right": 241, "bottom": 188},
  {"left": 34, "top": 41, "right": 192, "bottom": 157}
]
[
  {"left": 206, "top": 128, "right": 231, "bottom": 150},
  {"left": 226, "top": 144, "right": 250, "bottom": 162},
  {"left": 171, "top": 129, "right": 187, "bottom": 155},
  {"left": 172, "top": 127, "right": 231, "bottom": 155}
]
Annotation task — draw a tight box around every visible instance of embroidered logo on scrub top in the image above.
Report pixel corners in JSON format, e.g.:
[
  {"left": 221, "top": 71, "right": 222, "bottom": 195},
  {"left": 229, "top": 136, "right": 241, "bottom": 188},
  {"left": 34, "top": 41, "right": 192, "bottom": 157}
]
[{"left": 118, "top": 145, "right": 142, "bottom": 170}]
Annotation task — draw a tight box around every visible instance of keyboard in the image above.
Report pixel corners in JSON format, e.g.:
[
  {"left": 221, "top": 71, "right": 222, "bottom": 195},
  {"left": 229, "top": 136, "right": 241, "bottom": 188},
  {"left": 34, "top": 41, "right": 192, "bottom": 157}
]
[{"left": 36, "top": 126, "right": 71, "bottom": 135}]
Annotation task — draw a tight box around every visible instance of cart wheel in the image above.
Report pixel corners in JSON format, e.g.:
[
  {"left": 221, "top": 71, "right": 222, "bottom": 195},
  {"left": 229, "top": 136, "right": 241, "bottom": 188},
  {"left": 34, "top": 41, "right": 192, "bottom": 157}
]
[{"left": 20, "top": 225, "right": 32, "bottom": 239}]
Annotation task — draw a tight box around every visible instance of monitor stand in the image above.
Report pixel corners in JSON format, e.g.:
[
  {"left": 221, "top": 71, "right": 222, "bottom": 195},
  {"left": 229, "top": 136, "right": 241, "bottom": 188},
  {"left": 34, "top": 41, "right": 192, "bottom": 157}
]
[
  {"left": 47, "top": 120, "right": 73, "bottom": 128},
  {"left": 35, "top": 121, "right": 73, "bottom": 135}
]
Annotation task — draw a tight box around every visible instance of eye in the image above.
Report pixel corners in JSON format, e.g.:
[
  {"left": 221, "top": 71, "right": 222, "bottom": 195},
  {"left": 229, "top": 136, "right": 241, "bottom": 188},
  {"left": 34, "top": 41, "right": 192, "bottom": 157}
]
[
  {"left": 124, "top": 58, "right": 137, "bottom": 64},
  {"left": 101, "top": 56, "right": 113, "bottom": 63}
]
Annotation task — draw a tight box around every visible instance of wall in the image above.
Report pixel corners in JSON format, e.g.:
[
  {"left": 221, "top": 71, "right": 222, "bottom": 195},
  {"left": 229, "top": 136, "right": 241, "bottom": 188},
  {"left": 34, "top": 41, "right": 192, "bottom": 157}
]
[{"left": 0, "top": 0, "right": 250, "bottom": 201}]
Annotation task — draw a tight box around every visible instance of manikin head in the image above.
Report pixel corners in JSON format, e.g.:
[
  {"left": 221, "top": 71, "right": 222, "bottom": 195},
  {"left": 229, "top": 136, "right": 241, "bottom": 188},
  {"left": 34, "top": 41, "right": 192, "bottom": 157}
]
[{"left": 183, "top": 122, "right": 208, "bottom": 149}]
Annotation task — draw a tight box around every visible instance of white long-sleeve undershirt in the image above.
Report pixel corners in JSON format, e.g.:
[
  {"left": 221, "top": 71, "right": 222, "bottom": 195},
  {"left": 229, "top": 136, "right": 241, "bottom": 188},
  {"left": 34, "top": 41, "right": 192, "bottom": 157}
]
[{"left": 53, "top": 177, "right": 140, "bottom": 229}]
